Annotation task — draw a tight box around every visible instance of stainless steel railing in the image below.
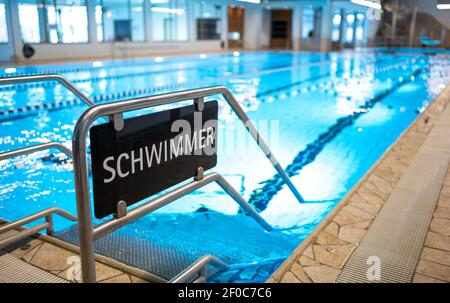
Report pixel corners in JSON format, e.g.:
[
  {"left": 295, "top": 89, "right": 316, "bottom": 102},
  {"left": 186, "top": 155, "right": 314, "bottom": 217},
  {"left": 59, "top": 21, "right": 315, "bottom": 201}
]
[
  {"left": 72, "top": 85, "right": 305, "bottom": 282},
  {"left": 93, "top": 172, "right": 273, "bottom": 241},
  {"left": 0, "top": 207, "right": 77, "bottom": 250},
  {"left": 0, "top": 142, "right": 77, "bottom": 250},
  {"left": 169, "top": 255, "right": 229, "bottom": 283},
  {"left": 0, "top": 74, "right": 94, "bottom": 107},
  {"left": 0, "top": 142, "right": 72, "bottom": 161}
]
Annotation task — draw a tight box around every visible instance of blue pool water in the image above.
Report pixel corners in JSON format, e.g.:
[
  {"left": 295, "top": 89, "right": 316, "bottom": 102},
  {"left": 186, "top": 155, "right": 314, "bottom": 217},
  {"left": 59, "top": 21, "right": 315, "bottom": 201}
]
[{"left": 1, "top": 50, "right": 450, "bottom": 282}]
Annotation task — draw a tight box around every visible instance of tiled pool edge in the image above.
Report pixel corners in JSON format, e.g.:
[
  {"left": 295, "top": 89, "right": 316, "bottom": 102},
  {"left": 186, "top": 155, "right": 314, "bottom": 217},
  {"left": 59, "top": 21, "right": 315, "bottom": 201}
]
[{"left": 268, "top": 83, "right": 450, "bottom": 283}]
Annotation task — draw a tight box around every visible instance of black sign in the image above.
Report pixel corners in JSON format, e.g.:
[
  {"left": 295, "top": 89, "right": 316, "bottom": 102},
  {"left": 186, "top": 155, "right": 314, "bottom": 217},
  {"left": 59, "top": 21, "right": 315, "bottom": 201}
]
[{"left": 90, "top": 101, "right": 218, "bottom": 219}]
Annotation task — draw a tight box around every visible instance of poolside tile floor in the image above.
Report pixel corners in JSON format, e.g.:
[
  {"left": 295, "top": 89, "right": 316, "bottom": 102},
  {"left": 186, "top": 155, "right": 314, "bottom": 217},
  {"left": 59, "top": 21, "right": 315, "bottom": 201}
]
[
  {"left": 0, "top": 230, "right": 150, "bottom": 283},
  {"left": 413, "top": 177, "right": 450, "bottom": 283},
  {"left": 270, "top": 84, "right": 450, "bottom": 283}
]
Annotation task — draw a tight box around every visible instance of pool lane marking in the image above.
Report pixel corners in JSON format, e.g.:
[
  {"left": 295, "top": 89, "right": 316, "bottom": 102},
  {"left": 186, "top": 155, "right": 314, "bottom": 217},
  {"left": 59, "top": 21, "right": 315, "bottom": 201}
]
[
  {"left": 247, "top": 67, "right": 429, "bottom": 212},
  {"left": 0, "top": 57, "right": 407, "bottom": 123},
  {"left": 0, "top": 57, "right": 394, "bottom": 122},
  {"left": 0, "top": 51, "right": 383, "bottom": 95},
  {"left": 0, "top": 56, "right": 334, "bottom": 94},
  {"left": 0, "top": 52, "right": 303, "bottom": 79},
  {"left": 254, "top": 57, "right": 408, "bottom": 98}
]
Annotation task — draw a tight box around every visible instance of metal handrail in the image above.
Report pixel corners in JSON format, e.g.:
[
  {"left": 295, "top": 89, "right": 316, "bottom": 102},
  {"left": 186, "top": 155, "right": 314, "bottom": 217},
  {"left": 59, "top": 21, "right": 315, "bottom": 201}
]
[
  {"left": 0, "top": 207, "right": 77, "bottom": 250},
  {"left": 0, "top": 143, "right": 76, "bottom": 250},
  {"left": 72, "top": 85, "right": 305, "bottom": 282},
  {"left": 93, "top": 172, "right": 272, "bottom": 240},
  {"left": 0, "top": 74, "right": 94, "bottom": 107},
  {"left": 169, "top": 255, "right": 229, "bottom": 283},
  {"left": 0, "top": 142, "right": 72, "bottom": 161},
  {"left": 73, "top": 85, "right": 304, "bottom": 202}
]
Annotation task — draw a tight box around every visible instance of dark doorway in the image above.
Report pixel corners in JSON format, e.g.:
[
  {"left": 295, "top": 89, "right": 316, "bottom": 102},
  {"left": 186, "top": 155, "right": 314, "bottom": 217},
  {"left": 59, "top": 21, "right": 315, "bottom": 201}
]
[
  {"left": 114, "top": 20, "right": 131, "bottom": 41},
  {"left": 270, "top": 9, "right": 292, "bottom": 49},
  {"left": 227, "top": 6, "right": 244, "bottom": 49}
]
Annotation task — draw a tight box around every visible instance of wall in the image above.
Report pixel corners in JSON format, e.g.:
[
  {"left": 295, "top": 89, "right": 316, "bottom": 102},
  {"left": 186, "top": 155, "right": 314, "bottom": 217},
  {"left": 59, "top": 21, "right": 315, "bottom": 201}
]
[
  {"left": 243, "top": 6, "right": 263, "bottom": 49},
  {"left": 3, "top": 0, "right": 226, "bottom": 64},
  {"left": 240, "top": 0, "right": 333, "bottom": 52},
  {"left": 411, "top": 0, "right": 450, "bottom": 29},
  {"left": 6, "top": 0, "right": 445, "bottom": 64},
  {"left": 331, "top": 0, "right": 381, "bottom": 46},
  {"left": 13, "top": 41, "right": 224, "bottom": 63},
  {"left": 0, "top": 0, "right": 14, "bottom": 63}
]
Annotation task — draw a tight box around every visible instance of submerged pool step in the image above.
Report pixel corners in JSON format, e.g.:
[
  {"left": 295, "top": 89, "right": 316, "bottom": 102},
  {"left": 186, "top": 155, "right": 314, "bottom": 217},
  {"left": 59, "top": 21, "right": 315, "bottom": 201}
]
[
  {"left": 57, "top": 211, "right": 298, "bottom": 282},
  {"left": 58, "top": 225, "right": 194, "bottom": 281},
  {"left": 207, "top": 258, "right": 285, "bottom": 283}
]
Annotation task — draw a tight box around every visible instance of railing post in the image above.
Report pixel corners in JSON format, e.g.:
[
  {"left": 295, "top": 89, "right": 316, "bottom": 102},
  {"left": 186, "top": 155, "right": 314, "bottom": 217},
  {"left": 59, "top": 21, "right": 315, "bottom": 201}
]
[
  {"left": 72, "top": 110, "right": 97, "bottom": 283},
  {"left": 45, "top": 213, "right": 54, "bottom": 236}
]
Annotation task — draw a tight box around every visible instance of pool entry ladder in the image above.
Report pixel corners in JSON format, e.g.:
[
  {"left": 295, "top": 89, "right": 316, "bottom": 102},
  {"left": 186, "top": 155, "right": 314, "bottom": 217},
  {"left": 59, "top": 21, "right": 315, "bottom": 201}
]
[{"left": 0, "top": 74, "right": 305, "bottom": 283}]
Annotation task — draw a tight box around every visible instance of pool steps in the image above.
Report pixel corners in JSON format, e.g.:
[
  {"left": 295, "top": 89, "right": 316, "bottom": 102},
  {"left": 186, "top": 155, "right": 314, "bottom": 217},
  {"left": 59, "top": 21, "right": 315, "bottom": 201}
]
[
  {"left": 0, "top": 141, "right": 237, "bottom": 283},
  {"left": 0, "top": 141, "right": 276, "bottom": 282},
  {"left": 169, "top": 255, "right": 229, "bottom": 283},
  {"left": 0, "top": 80, "right": 306, "bottom": 282},
  {"left": 208, "top": 258, "right": 285, "bottom": 283}
]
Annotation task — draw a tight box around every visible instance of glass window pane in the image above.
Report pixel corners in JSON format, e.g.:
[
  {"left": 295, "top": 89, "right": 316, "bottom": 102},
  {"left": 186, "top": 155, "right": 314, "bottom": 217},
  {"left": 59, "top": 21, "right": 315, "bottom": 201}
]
[
  {"left": 50, "top": 0, "right": 89, "bottom": 43},
  {"left": 0, "top": 0, "right": 8, "bottom": 43},
  {"left": 355, "top": 13, "right": 365, "bottom": 42},
  {"left": 130, "top": 0, "right": 145, "bottom": 41},
  {"left": 150, "top": 0, "right": 188, "bottom": 42},
  {"left": 46, "top": 4, "right": 58, "bottom": 43},
  {"left": 331, "top": 13, "right": 341, "bottom": 42},
  {"left": 18, "top": 0, "right": 45, "bottom": 43},
  {"left": 95, "top": 4, "right": 103, "bottom": 42},
  {"left": 301, "top": 8, "right": 314, "bottom": 39},
  {"left": 345, "top": 14, "right": 355, "bottom": 43},
  {"left": 97, "top": 0, "right": 145, "bottom": 42},
  {"left": 193, "top": 1, "right": 222, "bottom": 40}
]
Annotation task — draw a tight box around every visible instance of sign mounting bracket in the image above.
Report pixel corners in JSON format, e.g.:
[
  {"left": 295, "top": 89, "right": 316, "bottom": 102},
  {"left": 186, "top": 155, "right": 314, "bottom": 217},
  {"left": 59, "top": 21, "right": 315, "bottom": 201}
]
[
  {"left": 111, "top": 113, "right": 124, "bottom": 131},
  {"left": 194, "top": 167, "right": 204, "bottom": 181},
  {"left": 194, "top": 97, "right": 204, "bottom": 111},
  {"left": 115, "top": 200, "right": 127, "bottom": 219}
]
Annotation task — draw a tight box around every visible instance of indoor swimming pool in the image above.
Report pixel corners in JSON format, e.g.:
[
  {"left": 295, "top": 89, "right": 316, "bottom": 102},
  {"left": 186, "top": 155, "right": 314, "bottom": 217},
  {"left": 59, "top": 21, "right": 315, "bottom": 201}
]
[{"left": 1, "top": 50, "right": 450, "bottom": 282}]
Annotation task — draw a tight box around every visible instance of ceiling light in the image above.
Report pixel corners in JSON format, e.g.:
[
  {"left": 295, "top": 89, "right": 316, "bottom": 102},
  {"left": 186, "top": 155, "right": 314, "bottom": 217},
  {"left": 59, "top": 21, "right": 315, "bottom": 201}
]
[{"left": 350, "top": 0, "right": 381, "bottom": 10}]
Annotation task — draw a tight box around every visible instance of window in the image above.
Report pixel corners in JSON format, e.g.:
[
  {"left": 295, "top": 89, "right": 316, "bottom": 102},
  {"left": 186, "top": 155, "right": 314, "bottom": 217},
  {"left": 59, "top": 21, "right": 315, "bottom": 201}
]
[
  {"left": 301, "top": 8, "right": 314, "bottom": 39},
  {"left": 150, "top": 0, "right": 188, "bottom": 42},
  {"left": 355, "top": 13, "right": 365, "bottom": 43},
  {"left": 95, "top": 4, "right": 103, "bottom": 42},
  {"left": 97, "top": 0, "right": 145, "bottom": 42},
  {"left": 331, "top": 13, "right": 341, "bottom": 42},
  {"left": 0, "top": 0, "right": 8, "bottom": 43},
  {"left": 345, "top": 14, "right": 355, "bottom": 43},
  {"left": 193, "top": 2, "right": 222, "bottom": 40},
  {"left": 130, "top": 0, "right": 145, "bottom": 41},
  {"left": 18, "top": 0, "right": 88, "bottom": 44},
  {"left": 18, "top": 0, "right": 44, "bottom": 43},
  {"left": 49, "top": 0, "right": 89, "bottom": 43}
]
